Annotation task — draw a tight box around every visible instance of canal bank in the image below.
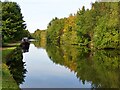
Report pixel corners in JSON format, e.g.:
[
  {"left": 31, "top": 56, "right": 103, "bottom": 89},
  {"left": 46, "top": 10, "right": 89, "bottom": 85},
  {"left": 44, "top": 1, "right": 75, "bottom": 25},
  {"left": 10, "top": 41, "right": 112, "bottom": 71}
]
[{"left": 2, "top": 43, "right": 21, "bottom": 90}]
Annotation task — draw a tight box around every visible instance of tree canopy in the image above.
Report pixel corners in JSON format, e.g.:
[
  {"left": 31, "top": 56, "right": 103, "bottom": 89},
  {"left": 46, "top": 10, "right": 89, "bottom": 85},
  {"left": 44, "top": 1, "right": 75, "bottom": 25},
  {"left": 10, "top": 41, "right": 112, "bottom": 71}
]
[
  {"left": 1, "top": 1, "right": 30, "bottom": 43},
  {"left": 46, "top": 2, "right": 120, "bottom": 49}
]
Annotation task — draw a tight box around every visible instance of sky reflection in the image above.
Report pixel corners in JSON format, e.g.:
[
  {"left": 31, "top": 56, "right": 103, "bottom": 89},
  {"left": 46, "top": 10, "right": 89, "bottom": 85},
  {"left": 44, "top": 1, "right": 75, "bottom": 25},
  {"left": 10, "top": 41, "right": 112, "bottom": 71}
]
[{"left": 20, "top": 44, "right": 91, "bottom": 88}]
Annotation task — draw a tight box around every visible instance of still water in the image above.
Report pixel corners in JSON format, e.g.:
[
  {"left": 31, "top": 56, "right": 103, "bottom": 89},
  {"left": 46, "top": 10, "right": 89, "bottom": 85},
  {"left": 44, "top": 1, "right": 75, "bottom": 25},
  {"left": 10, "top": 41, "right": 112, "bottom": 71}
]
[
  {"left": 7, "top": 42, "right": 119, "bottom": 88},
  {"left": 20, "top": 44, "right": 91, "bottom": 88}
]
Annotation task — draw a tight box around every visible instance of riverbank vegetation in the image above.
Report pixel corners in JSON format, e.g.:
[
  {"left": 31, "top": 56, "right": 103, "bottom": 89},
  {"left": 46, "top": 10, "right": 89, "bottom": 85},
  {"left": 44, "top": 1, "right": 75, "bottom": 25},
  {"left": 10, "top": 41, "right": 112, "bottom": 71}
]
[
  {"left": 46, "top": 2, "right": 120, "bottom": 49},
  {"left": 2, "top": 44, "right": 21, "bottom": 89},
  {"left": 32, "top": 29, "right": 46, "bottom": 41},
  {"left": 5, "top": 47, "right": 27, "bottom": 86},
  {"left": 1, "top": 1, "right": 29, "bottom": 89},
  {"left": 2, "top": 64, "right": 20, "bottom": 89},
  {"left": 32, "top": 29, "right": 46, "bottom": 48},
  {"left": 2, "top": 43, "right": 26, "bottom": 89}
]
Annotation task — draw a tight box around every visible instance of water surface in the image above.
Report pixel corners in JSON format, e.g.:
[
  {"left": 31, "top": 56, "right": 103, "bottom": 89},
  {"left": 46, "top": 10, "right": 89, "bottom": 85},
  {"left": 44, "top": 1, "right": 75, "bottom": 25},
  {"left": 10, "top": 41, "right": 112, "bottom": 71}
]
[
  {"left": 6, "top": 41, "right": 119, "bottom": 88},
  {"left": 20, "top": 44, "right": 91, "bottom": 88}
]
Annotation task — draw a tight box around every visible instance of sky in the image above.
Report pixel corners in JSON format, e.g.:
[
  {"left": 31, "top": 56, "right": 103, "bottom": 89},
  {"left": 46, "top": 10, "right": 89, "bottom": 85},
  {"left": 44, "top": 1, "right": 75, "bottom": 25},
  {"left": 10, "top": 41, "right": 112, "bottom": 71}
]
[{"left": 2, "top": 0, "right": 97, "bottom": 33}]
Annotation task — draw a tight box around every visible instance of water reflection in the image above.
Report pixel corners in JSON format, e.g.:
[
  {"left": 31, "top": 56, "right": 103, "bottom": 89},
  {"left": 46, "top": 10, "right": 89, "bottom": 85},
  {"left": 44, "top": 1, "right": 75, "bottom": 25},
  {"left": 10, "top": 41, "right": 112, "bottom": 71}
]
[
  {"left": 32, "top": 41, "right": 46, "bottom": 49},
  {"left": 6, "top": 47, "right": 27, "bottom": 85},
  {"left": 20, "top": 44, "right": 91, "bottom": 88},
  {"left": 18, "top": 40, "right": 120, "bottom": 88},
  {"left": 20, "top": 41, "right": 30, "bottom": 53},
  {"left": 45, "top": 44, "right": 120, "bottom": 88}
]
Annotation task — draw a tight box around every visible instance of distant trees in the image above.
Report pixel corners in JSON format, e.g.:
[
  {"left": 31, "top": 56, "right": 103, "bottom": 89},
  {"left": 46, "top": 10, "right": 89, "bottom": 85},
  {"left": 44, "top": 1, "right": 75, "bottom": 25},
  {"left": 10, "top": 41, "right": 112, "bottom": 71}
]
[
  {"left": 32, "top": 29, "right": 42, "bottom": 40},
  {"left": 46, "top": 2, "right": 120, "bottom": 49},
  {"left": 32, "top": 29, "right": 46, "bottom": 40},
  {"left": 32, "top": 29, "right": 46, "bottom": 48},
  {"left": 1, "top": 1, "right": 30, "bottom": 43}
]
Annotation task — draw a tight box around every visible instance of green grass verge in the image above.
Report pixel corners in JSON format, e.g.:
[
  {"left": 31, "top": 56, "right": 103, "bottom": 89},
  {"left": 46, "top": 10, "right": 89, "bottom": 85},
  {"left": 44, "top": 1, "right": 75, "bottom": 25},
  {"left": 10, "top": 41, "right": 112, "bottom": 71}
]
[
  {"left": 3, "top": 42, "right": 20, "bottom": 47},
  {"left": 2, "top": 64, "right": 20, "bottom": 90},
  {"left": 2, "top": 47, "right": 16, "bottom": 63},
  {"left": 1, "top": 43, "right": 21, "bottom": 90}
]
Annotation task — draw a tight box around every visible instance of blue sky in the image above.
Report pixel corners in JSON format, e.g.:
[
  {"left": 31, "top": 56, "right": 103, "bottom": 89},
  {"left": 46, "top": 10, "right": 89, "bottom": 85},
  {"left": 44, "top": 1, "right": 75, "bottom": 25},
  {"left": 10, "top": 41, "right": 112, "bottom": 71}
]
[{"left": 2, "top": 0, "right": 97, "bottom": 33}]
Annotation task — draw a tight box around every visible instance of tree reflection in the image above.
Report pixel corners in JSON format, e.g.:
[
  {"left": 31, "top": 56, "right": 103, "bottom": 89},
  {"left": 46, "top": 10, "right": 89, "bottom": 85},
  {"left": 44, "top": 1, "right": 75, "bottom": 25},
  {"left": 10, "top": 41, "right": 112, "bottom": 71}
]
[
  {"left": 32, "top": 41, "right": 46, "bottom": 49},
  {"left": 6, "top": 47, "right": 27, "bottom": 85},
  {"left": 20, "top": 41, "right": 30, "bottom": 53},
  {"left": 46, "top": 43, "right": 120, "bottom": 88},
  {"left": 32, "top": 41, "right": 42, "bottom": 48}
]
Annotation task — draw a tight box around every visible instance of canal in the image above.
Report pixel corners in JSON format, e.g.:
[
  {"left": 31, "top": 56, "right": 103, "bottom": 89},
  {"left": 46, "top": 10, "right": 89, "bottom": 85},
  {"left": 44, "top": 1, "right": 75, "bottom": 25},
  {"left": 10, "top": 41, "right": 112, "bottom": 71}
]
[
  {"left": 20, "top": 43, "right": 91, "bottom": 88},
  {"left": 6, "top": 41, "right": 120, "bottom": 88}
]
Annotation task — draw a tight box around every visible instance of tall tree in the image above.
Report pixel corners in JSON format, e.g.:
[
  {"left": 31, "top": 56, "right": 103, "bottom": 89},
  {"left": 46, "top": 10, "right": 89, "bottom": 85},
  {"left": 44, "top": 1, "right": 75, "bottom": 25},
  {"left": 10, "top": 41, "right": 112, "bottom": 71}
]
[{"left": 2, "top": 1, "right": 27, "bottom": 43}]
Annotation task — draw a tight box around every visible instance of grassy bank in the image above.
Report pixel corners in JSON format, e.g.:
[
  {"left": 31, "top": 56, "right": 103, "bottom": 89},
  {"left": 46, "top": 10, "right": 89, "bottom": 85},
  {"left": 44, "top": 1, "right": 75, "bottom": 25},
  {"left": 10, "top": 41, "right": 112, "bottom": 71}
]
[
  {"left": 1, "top": 43, "right": 20, "bottom": 90},
  {"left": 2, "top": 47, "right": 16, "bottom": 63}
]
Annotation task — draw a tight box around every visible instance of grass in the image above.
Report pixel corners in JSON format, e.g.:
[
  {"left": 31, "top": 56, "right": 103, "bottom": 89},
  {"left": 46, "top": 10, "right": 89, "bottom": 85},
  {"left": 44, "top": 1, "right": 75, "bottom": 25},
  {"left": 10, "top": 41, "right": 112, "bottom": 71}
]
[
  {"left": 2, "top": 42, "right": 20, "bottom": 63},
  {"left": 2, "top": 47, "right": 16, "bottom": 63},
  {"left": 2, "top": 42, "right": 20, "bottom": 48},
  {"left": 2, "top": 64, "right": 20, "bottom": 90},
  {"left": 1, "top": 42, "right": 21, "bottom": 90}
]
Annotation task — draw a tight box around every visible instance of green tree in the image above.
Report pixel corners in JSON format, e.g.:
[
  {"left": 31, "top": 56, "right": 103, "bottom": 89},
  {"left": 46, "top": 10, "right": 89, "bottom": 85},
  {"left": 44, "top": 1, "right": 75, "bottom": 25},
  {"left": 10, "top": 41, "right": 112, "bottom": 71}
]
[
  {"left": 93, "top": 2, "right": 120, "bottom": 49},
  {"left": 47, "top": 18, "right": 65, "bottom": 45},
  {"left": 2, "top": 1, "right": 28, "bottom": 43},
  {"left": 46, "top": 2, "right": 120, "bottom": 49}
]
